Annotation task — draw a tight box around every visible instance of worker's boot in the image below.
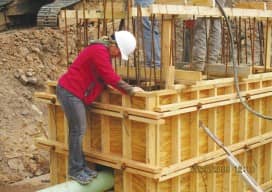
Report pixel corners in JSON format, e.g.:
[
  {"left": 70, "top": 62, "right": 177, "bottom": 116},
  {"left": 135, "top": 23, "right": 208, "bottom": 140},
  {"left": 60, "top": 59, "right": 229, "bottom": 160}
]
[
  {"left": 84, "top": 167, "right": 98, "bottom": 178},
  {"left": 69, "top": 170, "right": 93, "bottom": 185}
]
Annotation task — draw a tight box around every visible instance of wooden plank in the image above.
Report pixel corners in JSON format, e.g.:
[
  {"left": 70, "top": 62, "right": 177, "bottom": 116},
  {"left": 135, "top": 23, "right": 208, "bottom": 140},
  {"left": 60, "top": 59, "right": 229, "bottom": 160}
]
[
  {"left": 101, "top": 92, "right": 110, "bottom": 153},
  {"left": 145, "top": 95, "right": 159, "bottom": 192},
  {"left": 160, "top": 91, "right": 272, "bottom": 117},
  {"left": 91, "top": 102, "right": 163, "bottom": 120},
  {"left": 264, "top": 96, "right": 272, "bottom": 182},
  {"left": 238, "top": 83, "right": 248, "bottom": 191},
  {"left": 155, "top": 0, "right": 185, "bottom": 4},
  {"left": 59, "top": 2, "right": 125, "bottom": 20},
  {"left": 48, "top": 105, "right": 58, "bottom": 185},
  {"left": 166, "top": 65, "right": 175, "bottom": 89},
  {"left": 161, "top": 19, "right": 172, "bottom": 89},
  {"left": 155, "top": 86, "right": 272, "bottom": 112},
  {"left": 190, "top": 91, "right": 200, "bottom": 192},
  {"left": 171, "top": 95, "right": 181, "bottom": 191},
  {"left": 148, "top": 4, "right": 272, "bottom": 18},
  {"left": 234, "top": 2, "right": 266, "bottom": 10},
  {"left": 223, "top": 103, "right": 233, "bottom": 192},
  {"left": 252, "top": 96, "right": 262, "bottom": 183},
  {"left": 122, "top": 95, "right": 132, "bottom": 192},
  {"left": 59, "top": 4, "right": 272, "bottom": 20},
  {"left": 175, "top": 69, "right": 203, "bottom": 81},
  {"left": 206, "top": 64, "right": 252, "bottom": 78},
  {"left": 191, "top": 0, "right": 214, "bottom": 7},
  {"left": 207, "top": 88, "right": 217, "bottom": 192},
  {"left": 55, "top": 106, "right": 66, "bottom": 183},
  {"left": 35, "top": 138, "right": 162, "bottom": 174},
  {"left": 116, "top": 66, "right": 203, "bottom": 83}
]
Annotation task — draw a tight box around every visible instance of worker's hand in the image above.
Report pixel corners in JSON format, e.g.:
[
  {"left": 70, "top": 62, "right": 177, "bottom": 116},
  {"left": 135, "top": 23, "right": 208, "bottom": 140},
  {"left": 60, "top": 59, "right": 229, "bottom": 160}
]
[{"left": 132, "top": 86, "right": 145, "bottom": 93}]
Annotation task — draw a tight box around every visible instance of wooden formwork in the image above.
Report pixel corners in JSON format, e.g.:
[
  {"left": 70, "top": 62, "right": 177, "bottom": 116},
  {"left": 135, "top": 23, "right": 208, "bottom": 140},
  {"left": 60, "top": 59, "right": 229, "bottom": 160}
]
[
  {"left": 36, "top": 71, "right": 272, "bottom": 191},
  {"left": 34, "top": 0, "right": 272, "bottom": 191}
]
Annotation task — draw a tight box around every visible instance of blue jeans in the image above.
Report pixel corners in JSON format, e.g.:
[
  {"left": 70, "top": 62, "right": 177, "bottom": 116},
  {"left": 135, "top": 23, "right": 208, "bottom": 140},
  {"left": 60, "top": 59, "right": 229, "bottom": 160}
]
[
  {"left": 142, "top": 17, "right": 161, "bottom": 67},
  {"left": 135, "top": 0, "right": 160, "bottom": 67},
  {"left": 56, "top": 85, "right": 87, "bottom": 176}
]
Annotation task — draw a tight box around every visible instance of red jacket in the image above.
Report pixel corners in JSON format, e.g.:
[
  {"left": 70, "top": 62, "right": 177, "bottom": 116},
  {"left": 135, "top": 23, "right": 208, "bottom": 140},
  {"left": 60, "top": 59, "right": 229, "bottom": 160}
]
[{"left": 58, "top": 44, "right": 123, "bottom": 105}]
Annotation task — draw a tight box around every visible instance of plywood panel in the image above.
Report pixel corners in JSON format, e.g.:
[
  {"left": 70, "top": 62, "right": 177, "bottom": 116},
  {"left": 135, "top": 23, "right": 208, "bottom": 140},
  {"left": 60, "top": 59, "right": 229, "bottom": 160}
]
[
  {"left": 131, "top": 122, "right": 147, "bottom": 162},
  {"left": 109, "top": 117, "right": 122, "bottom": 155},
  {"left": 160, "top": 118, "right": 172, "bottom": 167},
  {"left": 90, "top": 113, "right": 102, "bottom": 151},
  {"left": 181, "top": 113, "right": 191, "bottom": 161}
]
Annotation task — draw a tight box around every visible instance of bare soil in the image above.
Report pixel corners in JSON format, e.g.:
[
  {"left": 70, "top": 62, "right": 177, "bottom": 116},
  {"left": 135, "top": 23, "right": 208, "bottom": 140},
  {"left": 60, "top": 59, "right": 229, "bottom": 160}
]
[{"left": 0, "top": 27, "right": 77, "bottom": 189}]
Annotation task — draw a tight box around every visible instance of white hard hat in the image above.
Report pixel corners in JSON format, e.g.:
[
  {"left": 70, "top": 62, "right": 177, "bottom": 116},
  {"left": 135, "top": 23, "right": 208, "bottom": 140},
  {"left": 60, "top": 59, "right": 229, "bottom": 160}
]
[{"left": 115, "top": 31, "right": 136, "bottom": 60}]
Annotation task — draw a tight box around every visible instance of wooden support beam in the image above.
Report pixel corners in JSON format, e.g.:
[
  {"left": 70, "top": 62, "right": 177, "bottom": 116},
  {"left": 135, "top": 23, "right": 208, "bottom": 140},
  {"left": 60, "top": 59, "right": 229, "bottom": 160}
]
[
  {"left": 59, "top": 4, "right": 272, "bottom": 20},
  {"left": 190, "top": 91, "right": 200, "bottom": 192},
  {"left": 34, "top": 92, "right": 164, "bottom": 121},
  {"left": 147, "top": 4, "right": 272, "bottom": 18},
  {"left": 35, "top": 138, "right": 161, "bottom": 174},
  {"left": 59, "top": 2, "right": 126, "bottom": 20},
  {"left": 161, "top": 19, "right": 174, "bottom": 88},
  {"left": 121, "top": 96, "right": 132, "bottom": 192},
  {"left": 207, "top": 88, "right": 217, "bottom": 192},
  {"left": 116, "top": 66, "right": 203, "bottom": 84},
  {"left": 206, "top": 64, "right": 252, "bottom": 78},
  {"left": 155, "top": 86, "right": 272, "bottom": 112},
  {"left": 234, "top": 2, "right": 266, "bottom": 10}
]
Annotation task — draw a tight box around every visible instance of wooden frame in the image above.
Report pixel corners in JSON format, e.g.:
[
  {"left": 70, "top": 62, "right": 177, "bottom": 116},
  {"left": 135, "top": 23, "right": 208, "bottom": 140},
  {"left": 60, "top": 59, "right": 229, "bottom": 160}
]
[{"left": 36, "top": 72, "right": 272, "bottom": 191}]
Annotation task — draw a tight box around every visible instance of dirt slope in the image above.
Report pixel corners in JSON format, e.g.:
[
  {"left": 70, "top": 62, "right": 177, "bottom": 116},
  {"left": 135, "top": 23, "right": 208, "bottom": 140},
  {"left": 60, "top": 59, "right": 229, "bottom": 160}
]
[{"left": 0, "top": 27, "right": 77, "bottom": 184}]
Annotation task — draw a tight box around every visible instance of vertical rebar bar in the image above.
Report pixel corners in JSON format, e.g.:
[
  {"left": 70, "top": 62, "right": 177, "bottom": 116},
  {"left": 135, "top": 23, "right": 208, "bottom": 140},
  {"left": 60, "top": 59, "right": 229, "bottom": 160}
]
[
  {"left": 64, "top": 9, "right": 69, "bottom": 67},
  {"left": 245, "top": 19, "right": 248, "bottom": 64}
]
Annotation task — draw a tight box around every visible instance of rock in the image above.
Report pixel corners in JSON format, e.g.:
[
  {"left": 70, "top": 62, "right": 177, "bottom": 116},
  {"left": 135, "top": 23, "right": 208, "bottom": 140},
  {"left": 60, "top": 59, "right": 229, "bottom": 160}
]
[
  {"left": 19, "top": 75, "right": 28, "bottom": 85},
  {"left": 31, "top": 105, "right": 43, "bottom": 116},
  {"left": 19, "top": 47, "right": 30, "bottom": 55},
  {"left": 34, "top": 169, "right": 43, "bottom": 176},
  {"left": 25, "top": 71, "right": 34, "bottom": 77},
  {"left": 27, "top": 160, "right": 38, "bottom": 174},
  {"left": 27, "top": 77, "right": 38, "bottom": 85},
  {"left": 21, "top": 110, "right": 29, "bottom": 116},
  {"left": 32, "top": 47, "right": 41, "bottom": 54},
  {"left": 8, "top": 158, "right": 25, "bottom": 171},
  {"left": 25, "top": 55, "right": 33, "bottom": 62}
]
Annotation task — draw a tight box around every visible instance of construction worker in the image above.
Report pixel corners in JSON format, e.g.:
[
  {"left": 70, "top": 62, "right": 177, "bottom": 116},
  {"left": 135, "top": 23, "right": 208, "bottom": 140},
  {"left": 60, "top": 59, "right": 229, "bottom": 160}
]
[
  {"left": 135, "top": 0, "right": 161, "bottom": 67},
  {"left": 56, "top": 31, "right": 144, "bottom": 185}
]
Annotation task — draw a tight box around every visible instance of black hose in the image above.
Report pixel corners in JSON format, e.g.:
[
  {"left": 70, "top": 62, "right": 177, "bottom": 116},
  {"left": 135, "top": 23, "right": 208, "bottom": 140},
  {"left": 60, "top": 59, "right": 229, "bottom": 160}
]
[{"left": 215, "top": 0, "right": 272, "bottom": 120}]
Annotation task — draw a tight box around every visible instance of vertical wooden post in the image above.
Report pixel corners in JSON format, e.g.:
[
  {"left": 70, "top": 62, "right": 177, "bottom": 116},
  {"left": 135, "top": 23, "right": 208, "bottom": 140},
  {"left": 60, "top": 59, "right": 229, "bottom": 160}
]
[
  {"left": 48, "top": 104, "right": 58, "bottom": 185},
  {"left": 264, "top": 96, "right": 272, "bottom": 181},
  {"left": 161, "top": 18, "right": 175, "bottom": 89},
  {"left": 146, "top": 96, "right": 159, "bottom": 191},
  {"left": 171, "top": 94, "right": 181, "bottom": 191},
  {"left": 238, "top": 83, "right": 249, "bottom": 191},
  {"left": 252, "top": 82, "right": 263, "bottom": 183},
  {"left": 122, "top": 95, "right": 132, "bottom": 191},
  {"left": 190, "top": 91, "right": 200, "bottom": 191},
  {"left": 207, "top": 88, "right": 217, "bottom": 192},
  {"left": 223, "top": 104, "right": 233, "bottom": 191},
  {"left": 101, "top": 92, "right": 110, "bottom": 153},
  {"left": 56, "top": 107, "right": 67, "bottom": 183}
]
